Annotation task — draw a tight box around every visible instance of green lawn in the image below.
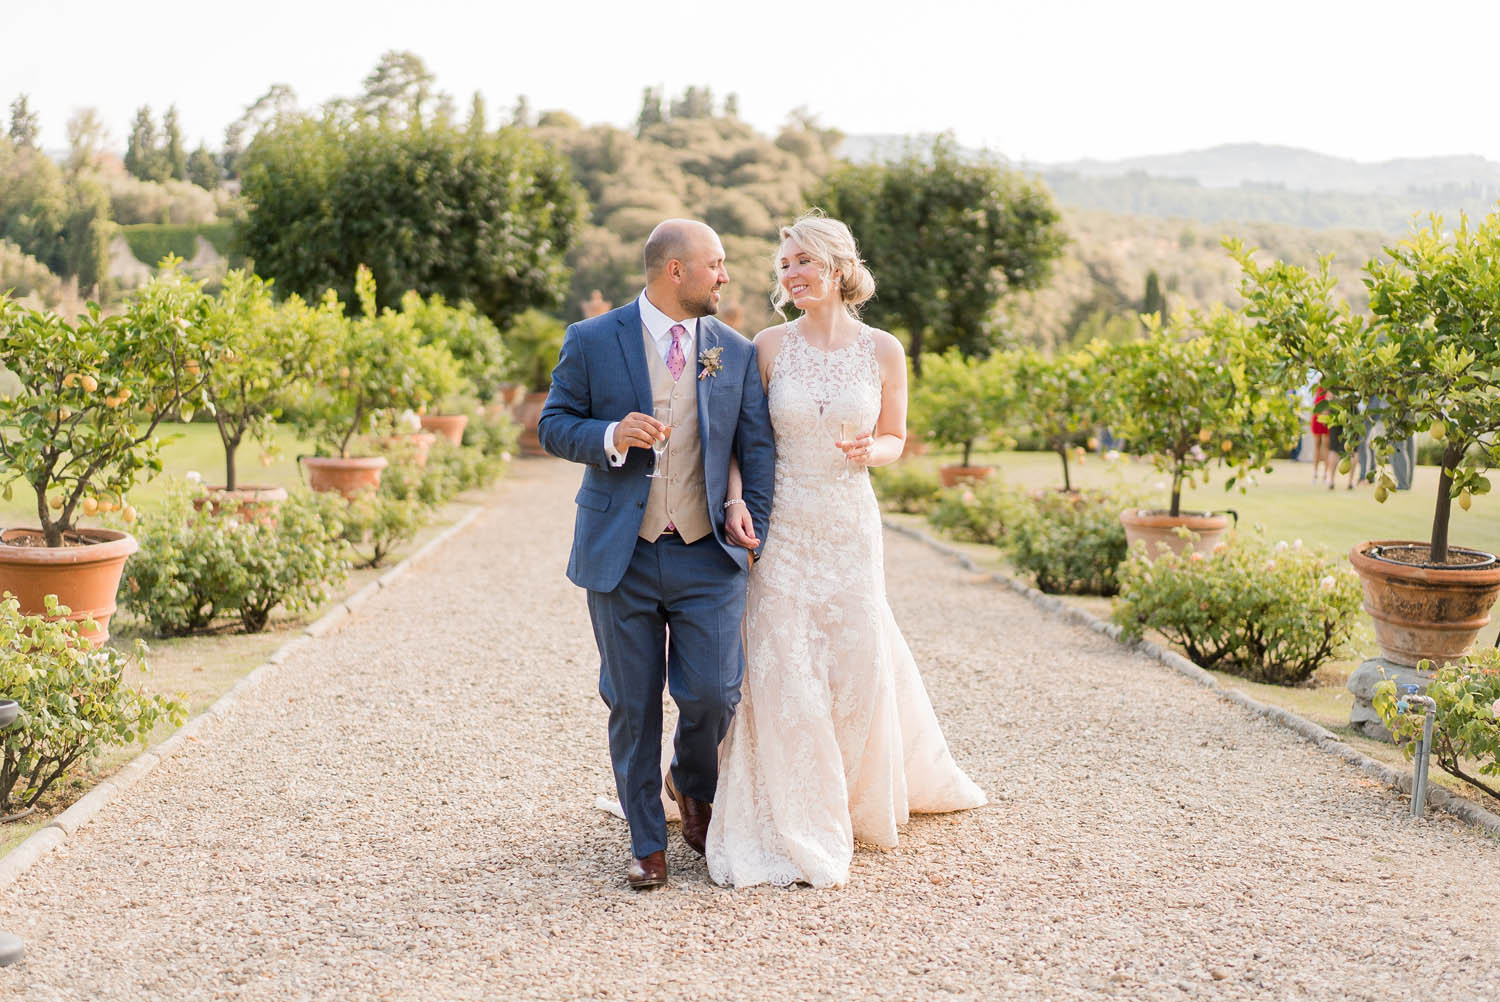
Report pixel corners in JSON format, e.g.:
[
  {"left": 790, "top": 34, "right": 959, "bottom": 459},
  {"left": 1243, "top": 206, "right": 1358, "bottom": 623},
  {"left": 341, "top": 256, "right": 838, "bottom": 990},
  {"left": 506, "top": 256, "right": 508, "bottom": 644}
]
[
  {"left": 1, "top": 422, "right": 317, "bottom": 527},
  {"left": 909, "top": 447, "right": 1500, "bottom": 559}
]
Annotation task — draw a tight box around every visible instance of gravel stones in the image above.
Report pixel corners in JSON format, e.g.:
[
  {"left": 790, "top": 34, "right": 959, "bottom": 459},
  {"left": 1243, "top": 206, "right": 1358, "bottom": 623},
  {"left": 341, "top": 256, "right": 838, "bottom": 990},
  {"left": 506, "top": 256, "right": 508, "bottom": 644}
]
[{"left": 1, "top": 458, "right": 1499, "bottom": 1000}]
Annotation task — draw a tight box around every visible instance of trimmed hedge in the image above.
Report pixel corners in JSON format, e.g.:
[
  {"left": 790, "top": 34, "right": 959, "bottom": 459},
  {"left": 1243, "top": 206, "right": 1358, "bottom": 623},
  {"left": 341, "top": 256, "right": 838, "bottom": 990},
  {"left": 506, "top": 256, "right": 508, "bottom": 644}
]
[{"left": 121, "top": 222, "right": 237, "bottom": 268}]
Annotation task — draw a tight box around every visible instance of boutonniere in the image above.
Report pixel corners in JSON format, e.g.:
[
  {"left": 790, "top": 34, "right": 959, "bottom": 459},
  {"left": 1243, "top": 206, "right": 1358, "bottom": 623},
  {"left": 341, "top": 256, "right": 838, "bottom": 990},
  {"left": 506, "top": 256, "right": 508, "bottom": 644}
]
[{"left": 698, "top": 346, "right": 724, "bottom": 380}]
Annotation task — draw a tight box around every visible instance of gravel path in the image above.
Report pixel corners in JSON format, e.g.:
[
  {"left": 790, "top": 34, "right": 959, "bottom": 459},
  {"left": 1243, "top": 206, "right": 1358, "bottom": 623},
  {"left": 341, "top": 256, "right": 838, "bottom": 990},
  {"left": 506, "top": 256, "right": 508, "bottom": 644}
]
[{"left": 2, "top": 457, "right": 1499, "bottom": 1001}]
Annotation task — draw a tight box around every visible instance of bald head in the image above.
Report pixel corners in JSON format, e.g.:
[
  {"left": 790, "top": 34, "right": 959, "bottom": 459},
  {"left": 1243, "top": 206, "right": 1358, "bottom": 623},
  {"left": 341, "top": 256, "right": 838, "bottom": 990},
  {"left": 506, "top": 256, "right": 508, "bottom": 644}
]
[
  {"left": 644, "top": 219, "right": 718, "bottom": 280},
  {"left": 642, "top": 218, "right": 729, "bottom": 320}
]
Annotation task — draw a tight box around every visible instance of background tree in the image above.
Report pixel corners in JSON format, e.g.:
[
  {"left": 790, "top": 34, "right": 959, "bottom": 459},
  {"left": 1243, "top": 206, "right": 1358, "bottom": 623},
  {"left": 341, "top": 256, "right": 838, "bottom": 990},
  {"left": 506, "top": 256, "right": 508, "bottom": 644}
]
[
  {"left": 8, "top": 94, "right": 39, "bottom": 148},
  {"left": 162, "top": 105, "right": 187, "bottom": 181},
  {"left": 64, "top": 108, "right": 108, "bottom": 174},
  {"left": 186, "top": 144, "right": 223, "bottom": 190},
  {"left": 124, "top": 105, "right": 169, "bottom": 182},
  {"left": 669, "top": 85, "right": 714, "bottom": 119},
  {"left": 61, "top": 177, "right": 111, "bottom": 293},
  {"left": 635, "top": 88, "right": 663, "bottom": 135},
  {"left": 815, "top": 135, "right": 1066, "bottom": 372},
  {"left": 237, "top": 115, "right": 584, "bottom": 329},
  {"left": 360, "top": 50, "right": 439, "bottom": 125},
  {"left": 466, "top": 92, "right": 487, "bottom": 138},
  {"left": 1142, "top": 268, "right": 1167, "bottom": 318},
  {"left": 511, "top": 95, "right": 532, "bottom": 129},
  {"left": 223, "top": 84, "right": 299, "bottom": 179}
]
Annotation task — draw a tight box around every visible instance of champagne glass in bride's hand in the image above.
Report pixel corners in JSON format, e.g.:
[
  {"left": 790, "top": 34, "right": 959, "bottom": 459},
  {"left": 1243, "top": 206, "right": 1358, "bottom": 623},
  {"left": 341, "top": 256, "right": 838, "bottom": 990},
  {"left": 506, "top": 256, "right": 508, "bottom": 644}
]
[
  {"left": 835, "top": 420, "right": 853, "bottom": 480},
  {"left": 647, "top": 404, "right": 672, "bottom": 480}
]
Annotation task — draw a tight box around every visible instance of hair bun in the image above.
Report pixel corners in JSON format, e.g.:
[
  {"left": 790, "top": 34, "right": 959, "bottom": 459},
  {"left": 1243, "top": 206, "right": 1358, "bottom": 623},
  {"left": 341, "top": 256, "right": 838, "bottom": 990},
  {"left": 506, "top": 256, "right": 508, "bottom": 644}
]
[{"left": 842, "top": 260, "right": 876, "bottom": 307}]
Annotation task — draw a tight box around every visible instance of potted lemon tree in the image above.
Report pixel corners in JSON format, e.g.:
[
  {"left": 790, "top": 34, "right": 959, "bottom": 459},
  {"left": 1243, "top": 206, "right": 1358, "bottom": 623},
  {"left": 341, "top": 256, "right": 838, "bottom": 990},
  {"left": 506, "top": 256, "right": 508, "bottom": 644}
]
[
  {"left": 202, "top": 271, "right": 343, "bottom": 516},
  {"left": 292, "top": 267, "right": 428, "bottom": 496},
  {"left": 1109, "top": 308, "right": 1299, "bottom": 559},
  {"left": 1232, "top": 215, "right": 1500, "bottom": 666},
  {"left": 909, "top": 349, "right": 1011, "bottom": 487},
  {"left": 0, "top": 267, "right": 218, "bottom": 643}
]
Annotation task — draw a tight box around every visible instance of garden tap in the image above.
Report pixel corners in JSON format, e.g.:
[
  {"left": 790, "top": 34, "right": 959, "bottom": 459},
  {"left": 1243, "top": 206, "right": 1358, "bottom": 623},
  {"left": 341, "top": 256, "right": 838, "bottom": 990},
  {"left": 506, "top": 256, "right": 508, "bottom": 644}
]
[{"left": 1396, "top": 684, "right": 1437, "bottom": 818}]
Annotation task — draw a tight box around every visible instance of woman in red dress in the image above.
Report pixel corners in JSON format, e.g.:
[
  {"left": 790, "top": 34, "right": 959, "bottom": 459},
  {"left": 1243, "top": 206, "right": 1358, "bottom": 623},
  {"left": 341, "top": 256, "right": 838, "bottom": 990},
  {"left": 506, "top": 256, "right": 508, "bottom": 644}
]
[{"left": 1310, "top": 388, "right": 1331, "bottom": 481}]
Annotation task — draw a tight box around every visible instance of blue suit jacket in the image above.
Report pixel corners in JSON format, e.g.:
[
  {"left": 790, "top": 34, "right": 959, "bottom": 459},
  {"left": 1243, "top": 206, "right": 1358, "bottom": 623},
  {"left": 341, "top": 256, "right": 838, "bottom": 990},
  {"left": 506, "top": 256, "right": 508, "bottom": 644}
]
[{"left": 538, "top": 300, "right": 776, "bottom": 593}]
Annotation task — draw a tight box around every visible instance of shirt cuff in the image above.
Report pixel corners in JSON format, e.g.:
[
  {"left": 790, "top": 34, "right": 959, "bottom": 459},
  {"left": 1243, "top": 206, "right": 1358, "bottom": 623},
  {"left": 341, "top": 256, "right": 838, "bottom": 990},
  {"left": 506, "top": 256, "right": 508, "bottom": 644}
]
[{"left": 604, "top": 422, "right": 627, "bottom": 467}]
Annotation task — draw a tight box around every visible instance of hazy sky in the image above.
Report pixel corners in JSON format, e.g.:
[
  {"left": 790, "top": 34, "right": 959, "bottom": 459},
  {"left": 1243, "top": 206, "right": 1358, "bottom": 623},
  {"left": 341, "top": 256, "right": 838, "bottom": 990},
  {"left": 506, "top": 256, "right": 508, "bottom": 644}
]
[{"left": 7, "top": 0, "right": 1496, "bottom": 164}]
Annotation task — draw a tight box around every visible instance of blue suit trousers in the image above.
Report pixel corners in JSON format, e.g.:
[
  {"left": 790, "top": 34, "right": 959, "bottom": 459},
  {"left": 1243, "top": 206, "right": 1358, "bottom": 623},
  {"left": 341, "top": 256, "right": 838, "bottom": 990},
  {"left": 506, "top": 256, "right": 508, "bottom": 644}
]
[{"left": 586, "top": 532, "right": 747, "bottom": 858}]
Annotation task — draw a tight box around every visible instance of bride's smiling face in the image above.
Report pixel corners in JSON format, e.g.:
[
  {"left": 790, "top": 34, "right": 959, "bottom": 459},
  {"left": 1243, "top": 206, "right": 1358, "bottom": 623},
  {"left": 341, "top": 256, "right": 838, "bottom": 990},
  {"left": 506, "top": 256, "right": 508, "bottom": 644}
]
[{"left": 778, "top": 238, "right": 835, "bottom": 308}]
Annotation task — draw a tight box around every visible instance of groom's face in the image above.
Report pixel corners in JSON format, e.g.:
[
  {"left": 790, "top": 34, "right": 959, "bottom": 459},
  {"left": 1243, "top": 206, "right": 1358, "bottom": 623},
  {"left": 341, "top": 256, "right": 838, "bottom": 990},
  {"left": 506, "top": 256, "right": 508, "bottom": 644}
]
[{"left": 676, "top": 234, "right": 729, "bottom": 318}]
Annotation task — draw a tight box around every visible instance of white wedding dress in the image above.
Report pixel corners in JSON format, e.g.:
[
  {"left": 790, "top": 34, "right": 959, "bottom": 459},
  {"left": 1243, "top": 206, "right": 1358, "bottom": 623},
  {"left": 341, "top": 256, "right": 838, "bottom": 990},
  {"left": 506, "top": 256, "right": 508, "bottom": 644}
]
[{"left": 705, "top": 322, "right": 986, "bottom": 888}]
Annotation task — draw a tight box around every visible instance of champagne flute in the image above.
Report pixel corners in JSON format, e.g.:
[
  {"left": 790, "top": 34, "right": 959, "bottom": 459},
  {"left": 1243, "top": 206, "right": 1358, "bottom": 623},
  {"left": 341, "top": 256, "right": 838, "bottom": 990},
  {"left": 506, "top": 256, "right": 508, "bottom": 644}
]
[
  {"left": 836, "top": 419, "right": 853, "bottom": 480},
  {"left": 647, "top": 403, "right": 672, "bottom": 480}
]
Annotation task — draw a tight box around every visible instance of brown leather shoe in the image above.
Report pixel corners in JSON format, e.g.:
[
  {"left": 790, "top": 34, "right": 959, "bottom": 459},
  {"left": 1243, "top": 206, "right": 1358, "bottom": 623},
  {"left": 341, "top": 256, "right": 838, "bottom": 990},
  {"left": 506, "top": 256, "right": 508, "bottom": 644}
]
[
  {"left": 626, "top": 850, "right": 667, "bottom": 889},
  {"left": 664, "top": 772, "right": 711, "bottom": 856}
]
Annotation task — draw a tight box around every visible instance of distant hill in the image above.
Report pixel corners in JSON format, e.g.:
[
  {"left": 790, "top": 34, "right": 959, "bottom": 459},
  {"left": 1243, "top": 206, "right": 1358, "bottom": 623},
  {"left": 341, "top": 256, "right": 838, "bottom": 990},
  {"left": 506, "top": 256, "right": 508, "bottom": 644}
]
[
  {"left": 841, "top": 137, "right": 1500, "bottom": 233},
  {"left": 1046, "top": 143, "right": 1500, "bottom": 195}
]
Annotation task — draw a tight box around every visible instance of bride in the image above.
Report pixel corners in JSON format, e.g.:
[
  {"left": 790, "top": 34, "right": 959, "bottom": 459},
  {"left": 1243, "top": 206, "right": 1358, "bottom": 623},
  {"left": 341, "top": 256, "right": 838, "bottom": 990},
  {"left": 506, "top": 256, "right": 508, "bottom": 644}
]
[{"left": 711, "top": 212, "right": 986, "bottom": 888}]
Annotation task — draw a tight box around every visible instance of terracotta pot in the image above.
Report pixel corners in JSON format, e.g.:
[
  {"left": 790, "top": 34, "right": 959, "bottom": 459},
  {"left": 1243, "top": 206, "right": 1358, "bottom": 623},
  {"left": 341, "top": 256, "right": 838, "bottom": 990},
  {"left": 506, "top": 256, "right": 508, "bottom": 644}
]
[
  {"left": 193, "top": 484, "right": 289, "bottom": 523},
  {"left": 1119, "top": 508, "right": 1233, "bottom": 561},
  {"left": 419, "top": 413, "right": 468, "bottom": 446},
  {"left": 938, "top": 465, "right": 993, "bottom": 488},
  {"left": 901, "top": 432, "right": 930, "bottom": 459},
  {"left": 1348, "top": 540, "right": 1500, "bottom": 668},
  {"left": 0, "top": 527, "right": 138, "bottom": 646},
  {"left": 516, "top": 390, "right": 549, "bottom": 457},
  {"left": 301, "top": 455, "right": 389, "bottom": 498},
  {"left": 383, "top": 431, "right": 437, "bottom": 467}
]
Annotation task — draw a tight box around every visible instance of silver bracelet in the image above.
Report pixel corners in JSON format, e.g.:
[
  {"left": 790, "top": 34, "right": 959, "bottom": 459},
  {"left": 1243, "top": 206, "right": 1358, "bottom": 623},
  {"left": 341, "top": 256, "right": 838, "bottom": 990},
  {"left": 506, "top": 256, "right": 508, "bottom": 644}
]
[{"left": 723, "top": 498, "right": 746, "bottom": 510}]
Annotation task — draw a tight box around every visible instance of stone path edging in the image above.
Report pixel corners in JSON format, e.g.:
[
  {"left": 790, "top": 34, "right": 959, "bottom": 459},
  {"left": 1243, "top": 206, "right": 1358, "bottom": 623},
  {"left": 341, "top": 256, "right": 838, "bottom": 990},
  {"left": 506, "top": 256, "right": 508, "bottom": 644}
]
[
  {"left": 883, "top": 519, "right": 1500, "bottom": 838},
  {"left": 0, "top": 504, "right": 485, "bottom": 889}
]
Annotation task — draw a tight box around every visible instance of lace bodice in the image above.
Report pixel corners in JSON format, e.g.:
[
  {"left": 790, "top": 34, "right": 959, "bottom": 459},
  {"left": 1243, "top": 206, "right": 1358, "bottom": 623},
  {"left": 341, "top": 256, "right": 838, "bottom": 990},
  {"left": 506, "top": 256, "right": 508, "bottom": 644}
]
[{"left": 768, "top": 321, "right": 883, "bottom": 484}]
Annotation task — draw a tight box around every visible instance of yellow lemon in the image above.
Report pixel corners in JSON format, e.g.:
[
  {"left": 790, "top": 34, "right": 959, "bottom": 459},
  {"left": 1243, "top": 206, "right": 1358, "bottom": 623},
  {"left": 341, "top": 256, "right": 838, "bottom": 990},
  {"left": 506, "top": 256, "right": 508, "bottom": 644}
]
[
  {"left": 48, "top": 495, "right": 63, "bottom": 510},
  {"left": 1430, "top": 419, "right": 1446, "bottom": 440},
  {"left": 121, "top": 505, "right": 137, "bottom": 524},
  {"left": 1374, "top": 485, "right": 1389, "bottom": 503},
  {"left": 81, "top": 374, "right": 98, "bottom": 392},
  {"left": 62, "top": 372, "right": 80, "bottom": 388},
  {"left": 1220, "top": 439, "right": 1233, "bottom": 453},
  {"left": 1459, "top": 490, "right": 1472, "bottom": 512},
  {"left": 81, "top": 497, "right": 99, "bottom": 516},
  {"left": 1198, "top": 428, "right": 1212, "bottom": 443}
]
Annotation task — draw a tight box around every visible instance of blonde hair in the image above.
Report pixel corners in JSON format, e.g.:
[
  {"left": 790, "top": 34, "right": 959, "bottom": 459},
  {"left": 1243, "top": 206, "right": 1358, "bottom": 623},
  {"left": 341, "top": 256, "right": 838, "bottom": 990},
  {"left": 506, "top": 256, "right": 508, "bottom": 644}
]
[{"left": 770, "top": 210, "right": 877, "bottom": 319}]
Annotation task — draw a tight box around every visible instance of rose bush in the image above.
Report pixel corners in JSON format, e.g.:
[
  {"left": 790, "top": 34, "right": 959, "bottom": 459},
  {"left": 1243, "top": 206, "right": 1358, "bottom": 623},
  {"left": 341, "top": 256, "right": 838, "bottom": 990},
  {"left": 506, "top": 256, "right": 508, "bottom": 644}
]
[
  {"left": 1006, "top": 489, "right": 1135, "bottom": 596},
  {"left": 0, "top": 594, "right": 184, "bottom": 814},
  {"left": 1113, "top": 530, "right": 1363, "bottom": 684},
  {"left": 1374, "top": 647, "right": 1500, "bottom": 803}
]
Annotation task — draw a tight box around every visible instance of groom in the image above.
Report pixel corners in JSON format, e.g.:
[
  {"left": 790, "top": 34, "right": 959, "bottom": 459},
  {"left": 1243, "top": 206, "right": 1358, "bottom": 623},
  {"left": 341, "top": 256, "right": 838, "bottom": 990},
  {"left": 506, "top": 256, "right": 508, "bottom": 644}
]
[{"left": 538, "top": 219, "right": 775, "bottom": 888}]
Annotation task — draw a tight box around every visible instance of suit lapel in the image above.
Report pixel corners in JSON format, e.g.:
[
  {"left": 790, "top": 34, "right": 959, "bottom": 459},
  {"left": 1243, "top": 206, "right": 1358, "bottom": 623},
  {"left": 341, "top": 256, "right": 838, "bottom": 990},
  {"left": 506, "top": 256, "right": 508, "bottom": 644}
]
[
  {"left": 615, "top": 302, "right": 653, "bottom": 416},
  {"left": 696, "top": 322, "right": 717, "bottom": 446}
]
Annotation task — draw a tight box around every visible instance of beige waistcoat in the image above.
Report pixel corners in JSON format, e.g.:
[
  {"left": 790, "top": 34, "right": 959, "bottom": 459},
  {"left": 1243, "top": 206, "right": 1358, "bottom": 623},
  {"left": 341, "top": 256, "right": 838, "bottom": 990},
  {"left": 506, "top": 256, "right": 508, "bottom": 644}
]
[{"left": 639, "top": 325, "right": 711, "bottom": 543}]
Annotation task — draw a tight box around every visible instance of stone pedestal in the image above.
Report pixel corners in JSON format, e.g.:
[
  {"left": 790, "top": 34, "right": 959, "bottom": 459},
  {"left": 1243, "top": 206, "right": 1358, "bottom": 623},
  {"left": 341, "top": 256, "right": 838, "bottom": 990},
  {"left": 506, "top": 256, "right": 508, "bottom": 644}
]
[{"left": 1347, "top": 657, "right": 1434, "bottom": 741}]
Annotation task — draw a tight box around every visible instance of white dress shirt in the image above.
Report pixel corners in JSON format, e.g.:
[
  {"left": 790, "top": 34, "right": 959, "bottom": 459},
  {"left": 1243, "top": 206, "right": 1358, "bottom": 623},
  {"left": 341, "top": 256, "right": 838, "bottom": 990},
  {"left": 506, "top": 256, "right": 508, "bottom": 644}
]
[{"left": 604, "top": 292, "right": 698, "bottom": 465}]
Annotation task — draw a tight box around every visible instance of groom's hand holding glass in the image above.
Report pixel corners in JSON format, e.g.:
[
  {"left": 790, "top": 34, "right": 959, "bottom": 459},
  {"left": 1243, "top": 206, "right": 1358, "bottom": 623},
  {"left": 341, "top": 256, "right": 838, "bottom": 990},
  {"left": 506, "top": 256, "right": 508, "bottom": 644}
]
[{"left": 612, "top": 412, "right": 669, "bottom": 453}]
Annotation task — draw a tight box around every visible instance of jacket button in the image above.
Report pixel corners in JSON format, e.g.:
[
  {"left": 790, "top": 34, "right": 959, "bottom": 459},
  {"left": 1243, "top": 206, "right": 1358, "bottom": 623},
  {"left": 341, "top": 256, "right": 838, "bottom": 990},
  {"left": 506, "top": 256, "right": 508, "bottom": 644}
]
[{"left": 637, "top": 501, "right": 644, "bottom": 508}]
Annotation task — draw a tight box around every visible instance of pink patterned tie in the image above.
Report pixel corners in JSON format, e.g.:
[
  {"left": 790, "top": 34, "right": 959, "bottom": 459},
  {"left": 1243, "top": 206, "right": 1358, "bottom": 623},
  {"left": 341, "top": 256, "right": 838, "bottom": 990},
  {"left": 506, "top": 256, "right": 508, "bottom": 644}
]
[{"left": 666, "top": 324, "right": 686, "bottom": 382}]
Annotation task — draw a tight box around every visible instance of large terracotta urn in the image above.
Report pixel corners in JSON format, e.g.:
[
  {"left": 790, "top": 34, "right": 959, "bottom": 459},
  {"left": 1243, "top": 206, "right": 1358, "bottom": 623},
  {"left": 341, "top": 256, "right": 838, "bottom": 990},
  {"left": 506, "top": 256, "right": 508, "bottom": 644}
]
[
  {"left": 1120, "top": 508, "right": 1234, "bottom": 561},
  {"left": 938, "top": 465, "right": 994, "bottom": 488},
  {"left": 0, "top": 527, "right": 139, "bottom": 646},
  {"left": 1348, "top": 540, "right": 1500, "bottom": 667},
  {"left": 195, "top": 484, "right": 289, "bottom": 523},
  {"left": 301, "top": 455, "right": 389, "bottom": 498},
  {"left": 419, "top": 413, "right": 468, "bottom": 446},
  {"left": 516, "top": 390, "right": 549, "bottom": 457}
]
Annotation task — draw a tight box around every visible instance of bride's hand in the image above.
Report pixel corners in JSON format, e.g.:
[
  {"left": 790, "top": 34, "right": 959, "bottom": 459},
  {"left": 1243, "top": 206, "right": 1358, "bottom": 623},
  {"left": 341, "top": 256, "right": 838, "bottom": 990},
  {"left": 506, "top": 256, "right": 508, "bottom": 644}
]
[
  {"left": 839, "top": 432, "right": 874, "bottom": 466},
  {"left": 725, "top": 504, "right": 760, "bottom": 550}
]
